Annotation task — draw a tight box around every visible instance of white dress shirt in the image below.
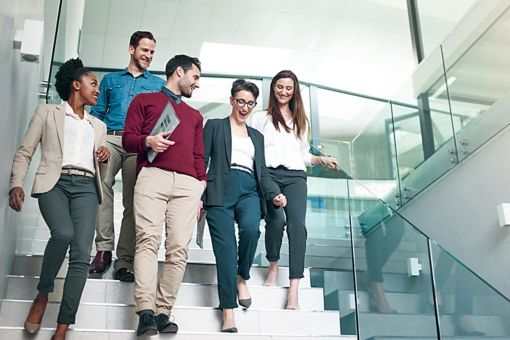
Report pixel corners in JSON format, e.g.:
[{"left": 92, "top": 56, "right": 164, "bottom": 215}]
[
  {"left": 61, "top": 102, "right": 96, "bottom": 174},
  {"left": 249, "top": 110, "right": 312, "bottom": 171}
]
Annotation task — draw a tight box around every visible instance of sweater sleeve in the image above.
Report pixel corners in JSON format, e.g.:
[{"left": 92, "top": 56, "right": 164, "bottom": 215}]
[{"left": 193, "top": 114, "right": 207, "bottom": 181}]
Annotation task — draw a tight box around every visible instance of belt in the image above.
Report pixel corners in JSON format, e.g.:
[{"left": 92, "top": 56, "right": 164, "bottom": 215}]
[
  {"left": 61, "top": 168, "right": 95, "bottom": 178},
  {"left": 231, "top": 163, "right": 254, "bottom": 175},
  {"left": 107, "top": 130, "right": 124, "bottom": 136}
]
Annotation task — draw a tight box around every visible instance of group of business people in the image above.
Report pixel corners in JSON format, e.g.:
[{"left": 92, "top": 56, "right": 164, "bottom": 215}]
[{"left": 8, "top": 30, "right": 338, "bottom": 338}]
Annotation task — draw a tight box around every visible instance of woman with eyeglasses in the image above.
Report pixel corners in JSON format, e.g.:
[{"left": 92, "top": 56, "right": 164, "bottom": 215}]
[
  {"left": 250, "top": 70, "right": 338, "bottom": 310},
  {"left": 202, "top": 79, "right": 286, "bottom": 332},
  {"left": 8, "top": 58, "right": 110, "bottom": 340}
]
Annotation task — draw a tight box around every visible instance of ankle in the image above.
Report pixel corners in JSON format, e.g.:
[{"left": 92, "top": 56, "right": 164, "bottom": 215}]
[
  {"left": 52, "top": 323, "right": 69, "bottom": 339},
  {"left": 268, "top": 261, "right": 279, "bottom": 272},
  {"left": 35, "top": 292, "right": 48, "bottom": 303}
]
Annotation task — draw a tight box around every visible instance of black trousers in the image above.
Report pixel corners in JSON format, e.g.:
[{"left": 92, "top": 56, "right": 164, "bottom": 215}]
[{"left": 265, "top": 166, "right": 307, "bottom": 279}]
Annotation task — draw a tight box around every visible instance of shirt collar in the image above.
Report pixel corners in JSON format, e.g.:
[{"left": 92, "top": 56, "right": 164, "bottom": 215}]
[
  {"left": 64, "top": 101, "right": 91, "bottom": 121},
  {"left": 121, "top": 67, "right": 150, "bottom": 79},
  {"left": 161, "top": 86, "right": 182, "bottom": 104}
]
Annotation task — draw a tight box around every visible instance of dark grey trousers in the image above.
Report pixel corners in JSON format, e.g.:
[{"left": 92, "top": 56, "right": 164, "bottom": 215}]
[
  {"left": 37, "top": 174, "right": 98, "bottom": 324},
  {"left": 264, "top": 166, "right": 307, "bottom": 279}
]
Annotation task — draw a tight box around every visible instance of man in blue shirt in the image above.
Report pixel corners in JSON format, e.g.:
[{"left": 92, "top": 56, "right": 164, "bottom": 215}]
[{"left": 89, "top": 31, "right": 165, "bottom": 281}]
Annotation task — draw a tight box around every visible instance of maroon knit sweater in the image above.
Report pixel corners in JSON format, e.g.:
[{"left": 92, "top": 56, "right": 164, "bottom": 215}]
[{"left": 122, "top": 91, "right": 207, "bottom": 181}]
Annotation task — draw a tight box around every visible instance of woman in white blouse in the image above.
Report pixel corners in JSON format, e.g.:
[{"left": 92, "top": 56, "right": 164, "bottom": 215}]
[
  {"left": 9, "top": 58, "right": 109, "bottom": 340},
  {"left": 203, "top": 79, "right": 286, "bottom": 332},
  {"left": 250, "top": 70, "right": 337, "bottom": 309}
]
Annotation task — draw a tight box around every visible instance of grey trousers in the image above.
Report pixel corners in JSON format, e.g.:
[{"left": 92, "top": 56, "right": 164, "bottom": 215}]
[
  {"left": 37, "top": 174, "right": 99, "bottom": 324},
  {"left": 265, "top": 166, "right": 307, "bottom": 279}
]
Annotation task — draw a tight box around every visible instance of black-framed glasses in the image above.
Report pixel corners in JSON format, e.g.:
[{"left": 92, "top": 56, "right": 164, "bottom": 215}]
[{"left": 234, "top": 98, "right": 257, "bottom": 109}]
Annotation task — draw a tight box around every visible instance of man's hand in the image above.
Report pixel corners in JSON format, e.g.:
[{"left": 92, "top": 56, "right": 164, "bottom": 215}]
[
  {"left": 145, "top": 131, "right": 175, "bottom": 153},
  {"left": 273, "top": 194, "right": 287, "bottom": 207},
  {"left": 96, "top": 146, "right": 110, "bottom": 162},
  {"left": 9, "top": 187, "right": 25, "bottom": 212},
  {"left": 197, "top": 200, "right": 205, "bottom": 222}
]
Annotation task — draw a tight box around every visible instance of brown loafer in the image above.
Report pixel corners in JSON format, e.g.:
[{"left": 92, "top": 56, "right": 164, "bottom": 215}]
[{"left": 89, "top": 251, "right": 112, "bottom": 274}]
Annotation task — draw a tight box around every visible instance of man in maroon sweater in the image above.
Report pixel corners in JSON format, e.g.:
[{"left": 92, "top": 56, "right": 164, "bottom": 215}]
[{"left": 122, "top": 55, "right": 206, "bottom": 336}]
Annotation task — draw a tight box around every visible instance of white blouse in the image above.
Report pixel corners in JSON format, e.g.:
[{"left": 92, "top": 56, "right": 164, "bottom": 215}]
[
  {"left": 249, "top": 110, "right": 312, "bottom": 171},
  {"left": 61, "top": 102, "right": 96, "bottom": 174},
  {"left": 231, "top": 134, "right": 255, "bottom": 172}
]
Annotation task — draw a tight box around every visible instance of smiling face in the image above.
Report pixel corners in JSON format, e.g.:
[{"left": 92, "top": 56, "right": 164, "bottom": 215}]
[
  {"left": 273, "top": 77, "right": 295, "bottom": 107},
  {"left": 74, "top": 72, "right": 99, "bottom": 106},
  {"left": 129, "top": 38, "right": 156, "bottom": 72},
  {"left": 230, "top": 90, "right": 256, "bottom": 125},
  {"left": 177, "top": 64, "right": 201, "bottom": 98}
]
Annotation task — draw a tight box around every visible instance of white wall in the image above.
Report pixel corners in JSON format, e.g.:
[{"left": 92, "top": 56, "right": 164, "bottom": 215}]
[
  {"left": 400, "top": 123, "right": 510, "bottom": 298},
  {"left": 0, "top": 0, "right": 59, "bottom": 307}
]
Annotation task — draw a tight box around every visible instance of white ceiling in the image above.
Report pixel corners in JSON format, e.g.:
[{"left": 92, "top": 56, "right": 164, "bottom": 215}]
[{"left": 75, "top": 0, "right": 477, "bottom": 140}]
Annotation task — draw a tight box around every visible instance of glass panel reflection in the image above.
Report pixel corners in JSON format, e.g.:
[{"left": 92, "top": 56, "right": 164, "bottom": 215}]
[
  {"left": 352, "top": 183, "right": 438, "bottom": 340},
  {"left": 431, "top": 242, "right": 510, "bottom": 337}
]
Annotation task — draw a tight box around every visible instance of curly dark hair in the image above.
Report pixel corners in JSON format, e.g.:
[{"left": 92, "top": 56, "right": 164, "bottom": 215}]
[{"left": 54, "top": 58, "right": 91, "bottom": 101}]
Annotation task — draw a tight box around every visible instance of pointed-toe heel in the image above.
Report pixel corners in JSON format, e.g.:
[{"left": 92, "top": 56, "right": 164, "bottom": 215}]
[
  {"left": 24, "top": 320, "right": 41, "bottom": 334},
  {"left": 238, "top": 298, "right": 252, "bottom": 309},
  {"left": 222, "top": 327, "right": 238, "bottom": 333}
]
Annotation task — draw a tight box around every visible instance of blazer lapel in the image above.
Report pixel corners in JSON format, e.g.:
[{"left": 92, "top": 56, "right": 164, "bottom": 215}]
[
  {"left": 247, "top": 127, "right": 261, "bottom": 176},
  {"left": 54, "top": 104, "right": 66, "bottom": 153},
  {"left": 223, "top": 118, "right": 232, "bottom": 165}
]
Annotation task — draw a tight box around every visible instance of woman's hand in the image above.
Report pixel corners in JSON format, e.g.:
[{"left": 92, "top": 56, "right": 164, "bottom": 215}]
[
  {"left": 9, "top": 187, "right": 25, "bottom": 212},
  {"left": 319, "top": 156, "right": 339, "bottom": 170},
  {"left": 273, "top": 194, "right": 287, "bottom": 207},
  {"left": 96, "top": 146, "right": 110, "bottom": 163}
]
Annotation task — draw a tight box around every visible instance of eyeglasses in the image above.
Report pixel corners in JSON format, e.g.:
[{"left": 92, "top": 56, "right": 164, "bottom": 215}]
[{"left": 234, "top": 98, "right": 257, "bottom": 109}]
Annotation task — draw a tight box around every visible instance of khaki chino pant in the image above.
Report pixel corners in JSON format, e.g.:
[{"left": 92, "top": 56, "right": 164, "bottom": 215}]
[
  {"left": 133, "top": 167, "right": 204, "bottom": 315},
  {"left": 94, "top": 134, "right": 137, "bottom": 271}
]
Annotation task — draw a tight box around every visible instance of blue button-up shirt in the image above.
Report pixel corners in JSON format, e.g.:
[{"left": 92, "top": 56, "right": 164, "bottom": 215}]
[{"left": 91, "top": 68, "right": 166, "bottom": 131}]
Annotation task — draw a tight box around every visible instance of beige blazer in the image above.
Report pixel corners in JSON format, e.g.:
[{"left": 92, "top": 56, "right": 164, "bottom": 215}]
[{"left": 9, "top": 103, "right": 108, "bottom": 203}]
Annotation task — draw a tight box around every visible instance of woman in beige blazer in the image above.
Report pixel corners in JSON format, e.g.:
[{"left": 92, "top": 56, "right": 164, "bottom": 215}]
[{"left": 8, "top": 58, "right": 110, "bottom": 340}]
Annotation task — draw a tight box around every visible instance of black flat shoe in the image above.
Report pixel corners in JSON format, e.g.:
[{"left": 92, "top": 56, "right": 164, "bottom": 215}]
[{"left": 238, "top": 298, "right": 252, "bottom": 309}]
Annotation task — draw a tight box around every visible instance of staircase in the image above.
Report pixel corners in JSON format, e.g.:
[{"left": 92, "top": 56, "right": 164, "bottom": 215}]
[{"left": 0, "top": 191, "right": 356, "bottom": 340}]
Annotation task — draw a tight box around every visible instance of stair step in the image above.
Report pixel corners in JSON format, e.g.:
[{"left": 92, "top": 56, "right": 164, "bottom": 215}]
[
  {"left": 11, "top": 255, "right": 312, "bottom": 288},
  {"left": 6, "top": 276, "right": 324, "bottom": 310},
  {"left": 341, "top": 312, "right": 507, "bottom": 338},
  {"left": 0, "top": 328, "right": 356, "bottom": 339},
  {"left": 0, "top": 300, "right": 341, "bottom": 336},
  {"left": 334, "top": 289, "right": 501, "bottom": 315},
  {"left": 259, "top": 253, "right": 428, "bottom": 275}
]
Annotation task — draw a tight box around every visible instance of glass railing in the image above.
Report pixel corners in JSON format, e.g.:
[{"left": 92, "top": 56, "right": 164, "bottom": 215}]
[{"left": 299, "top": 160, "right": 510, "bottom": 338}]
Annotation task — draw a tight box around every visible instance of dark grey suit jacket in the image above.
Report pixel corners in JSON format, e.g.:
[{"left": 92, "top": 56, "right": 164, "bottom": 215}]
[{"left": 202, "top": 117, "right": 280, "bottom": 217}]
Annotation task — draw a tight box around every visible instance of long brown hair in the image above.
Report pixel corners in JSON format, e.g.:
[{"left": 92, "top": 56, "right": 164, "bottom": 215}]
[{"left": 267, "top": 70, "right": 309, "bottom": 138}]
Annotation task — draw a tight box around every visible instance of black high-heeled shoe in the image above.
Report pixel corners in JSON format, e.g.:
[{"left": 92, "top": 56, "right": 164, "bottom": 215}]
[
  {"left": 221, "top": 327, "right": 238, "bottom": 333},
  {"left": 238, "top": 297, "right": 252, "bottom": 309}
]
